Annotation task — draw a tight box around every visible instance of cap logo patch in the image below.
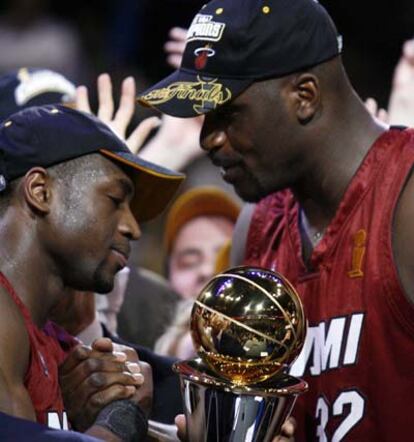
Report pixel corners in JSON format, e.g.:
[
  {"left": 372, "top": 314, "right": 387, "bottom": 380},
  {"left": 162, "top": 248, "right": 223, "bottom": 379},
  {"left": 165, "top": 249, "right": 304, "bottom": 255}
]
[
  {"left": 141, "top": 77, "right": 232, "bottom": 115},
  {"left": 15, "top": 69, "right": 76, "bottom": 106},
  {"left": 194, "top": 45, "right": 216, "bottom": 69},
  {"left": 186, "top": 14, "right": 226, "bottom": 43}
]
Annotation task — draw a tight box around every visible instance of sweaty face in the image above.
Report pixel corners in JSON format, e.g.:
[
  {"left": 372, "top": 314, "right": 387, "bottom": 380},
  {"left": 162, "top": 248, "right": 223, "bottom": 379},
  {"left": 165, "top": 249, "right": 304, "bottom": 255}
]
[
  {"left": 169, "top": 215, "right": 234, "bottom": 300},
  {"left": 200, "top": 78, "right": 300, "bottom": 202},
  {"left": 44, "top": 156, "right": 140, "bottom": 293}
]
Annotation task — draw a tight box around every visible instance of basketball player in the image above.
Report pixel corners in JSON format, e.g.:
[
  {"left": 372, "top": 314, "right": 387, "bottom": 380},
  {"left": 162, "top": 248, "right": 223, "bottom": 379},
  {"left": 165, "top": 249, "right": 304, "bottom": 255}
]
[
  {"left": 138, "top": 0, "right": 414, "bottom": 440},
  {"left": 0, "top": 104, "right": 183, "bottom": 439}
]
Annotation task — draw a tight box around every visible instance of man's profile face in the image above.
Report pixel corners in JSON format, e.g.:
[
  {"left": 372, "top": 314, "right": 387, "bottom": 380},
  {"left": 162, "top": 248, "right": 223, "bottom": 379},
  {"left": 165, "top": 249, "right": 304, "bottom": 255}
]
[
  {"left": 200, "top": 78, "right": 302, "bottom": 202},
  {"left": 44, "top": 156, "right": 140, "bottom": 293},
  {"left": 168, "top": 215, "right": 234, "bottom": 300}
]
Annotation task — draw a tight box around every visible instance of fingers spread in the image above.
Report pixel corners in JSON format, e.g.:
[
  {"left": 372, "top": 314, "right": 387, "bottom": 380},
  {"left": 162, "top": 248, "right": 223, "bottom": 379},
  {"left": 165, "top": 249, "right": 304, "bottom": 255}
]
[
  {"left": 75, "top": 86, "right": 92, "bottom": 114},
  {"left": 166, "top": 54, "right": 184, "bottom": 69},
  {"left": 97, "top": 73, "right": 114, "bottom": 122},
  {"left": 164, "top": 40, "right": 187, "bottom": 55},
  {"left": 168, "top": 27, "right": 187, "bottom": 41},
  {"left": 165, "top": 27, "right": 187, "bottom": 68},
  {"left": 128, "top": 116, "right": 161, "bottom": 154},
  {"left": 403, "top": 39, "right": 414, "bottom": 64},
  {"left": 112, "top": 76, "right": 136, "bottom": 137}
]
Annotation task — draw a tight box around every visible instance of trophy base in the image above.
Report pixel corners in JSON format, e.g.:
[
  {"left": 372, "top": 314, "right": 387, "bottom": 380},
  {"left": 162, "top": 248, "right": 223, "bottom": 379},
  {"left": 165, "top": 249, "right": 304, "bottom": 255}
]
[{"left": 173, "top": 359, "right": 308, "bottom": 442}]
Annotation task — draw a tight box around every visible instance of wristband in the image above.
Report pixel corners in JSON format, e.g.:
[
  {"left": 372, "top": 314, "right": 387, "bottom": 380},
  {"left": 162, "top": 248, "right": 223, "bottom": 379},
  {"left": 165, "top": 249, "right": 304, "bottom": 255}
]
[{"left": 95, "top": 399, "right": 148, "bottom": 441}]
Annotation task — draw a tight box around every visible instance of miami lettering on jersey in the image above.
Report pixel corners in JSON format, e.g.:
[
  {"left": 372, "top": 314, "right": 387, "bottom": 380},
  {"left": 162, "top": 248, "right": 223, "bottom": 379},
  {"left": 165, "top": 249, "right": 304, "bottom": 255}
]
[
  {"left": 290, "top": 313, "right": 365, "bottom": 377},
  {"left": 290, "top": 313, "right": 366, "bottom": 441},
  {"left": 47, "top": 411, "right": 69, "bottom": 430}
]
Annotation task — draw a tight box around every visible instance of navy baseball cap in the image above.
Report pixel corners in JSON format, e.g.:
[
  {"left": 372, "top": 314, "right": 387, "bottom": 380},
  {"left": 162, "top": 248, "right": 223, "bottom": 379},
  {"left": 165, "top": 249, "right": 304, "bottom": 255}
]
[
  {"left": 0, "top": 105, "right": 185, "bottom": 222},
  {"left": 138, "top": 0, "right": 342, "bottom": 117},
  {"left": 0, "top": 68, "right": 76, "bottom": 122}
]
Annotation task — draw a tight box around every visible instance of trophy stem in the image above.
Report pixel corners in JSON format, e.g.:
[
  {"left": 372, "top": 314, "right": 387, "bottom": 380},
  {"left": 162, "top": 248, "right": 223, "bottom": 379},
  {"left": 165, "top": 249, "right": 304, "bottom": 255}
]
[{"left": 174, "top": 359, "right": 308, "bottom": 442}]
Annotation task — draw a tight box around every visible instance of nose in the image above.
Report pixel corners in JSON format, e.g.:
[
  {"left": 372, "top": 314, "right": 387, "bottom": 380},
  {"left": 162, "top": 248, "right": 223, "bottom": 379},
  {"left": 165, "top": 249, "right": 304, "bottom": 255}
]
[
  {"left": 200, "top": 115, "right": 227, "bottom": 153},
  {"left": 197, "top": 257, "right": 215, "bottom": 284},
  {"left": 119, "top": 205, "right": 141, "bottom": 241}
]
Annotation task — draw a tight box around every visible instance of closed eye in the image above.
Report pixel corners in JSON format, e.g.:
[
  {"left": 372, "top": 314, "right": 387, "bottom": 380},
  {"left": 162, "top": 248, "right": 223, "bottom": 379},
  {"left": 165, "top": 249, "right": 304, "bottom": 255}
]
[{"left": 108, "top": 195, "right": 124, "bottom": 207}]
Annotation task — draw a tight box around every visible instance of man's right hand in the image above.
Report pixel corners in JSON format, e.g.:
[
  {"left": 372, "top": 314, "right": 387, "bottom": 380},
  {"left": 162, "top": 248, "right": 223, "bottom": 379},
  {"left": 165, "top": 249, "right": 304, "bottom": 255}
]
[
  {"left": 59, "top": 338, "right": 147, "bottom": 432},
  {"left": 273, "top": 417, "right": 297, "bottom": 442}
]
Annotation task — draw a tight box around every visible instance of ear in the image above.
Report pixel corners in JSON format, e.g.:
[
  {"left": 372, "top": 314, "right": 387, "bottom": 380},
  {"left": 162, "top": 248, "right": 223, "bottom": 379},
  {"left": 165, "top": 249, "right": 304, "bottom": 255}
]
[
  {"left": 22, "top": 167, "right": 53, "bottom": 215},
  {"left": 292, "top": 73, "right": 320, "bottom": 125}
]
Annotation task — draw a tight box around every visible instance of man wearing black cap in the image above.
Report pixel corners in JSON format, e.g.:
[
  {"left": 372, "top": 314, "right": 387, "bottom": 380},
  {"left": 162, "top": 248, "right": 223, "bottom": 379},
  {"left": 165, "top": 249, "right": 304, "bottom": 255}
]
[
  {"left": 0, "top": 104, "right": 184, "bottom": 439},
  {"left": 139, "top": 0, "right": 414, "bottom": 440}
]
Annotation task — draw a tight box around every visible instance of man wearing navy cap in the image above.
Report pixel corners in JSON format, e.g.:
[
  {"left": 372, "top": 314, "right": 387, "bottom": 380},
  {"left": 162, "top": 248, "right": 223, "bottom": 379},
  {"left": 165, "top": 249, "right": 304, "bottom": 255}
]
[
  {"left": 139, "top": 0, "right": 414, "bottom": 440},
  {"left": 0, "top": 104, "right": 184, "bottom": 440}
]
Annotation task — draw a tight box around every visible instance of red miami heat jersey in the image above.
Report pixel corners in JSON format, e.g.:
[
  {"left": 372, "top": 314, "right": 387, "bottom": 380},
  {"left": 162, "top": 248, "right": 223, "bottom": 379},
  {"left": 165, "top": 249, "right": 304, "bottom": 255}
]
[
  {"left": 0, "top": 272, "right": 78, "bottom": 429},
  {"left": 245, "top": 129, "right": 414, "bottom": 441}
]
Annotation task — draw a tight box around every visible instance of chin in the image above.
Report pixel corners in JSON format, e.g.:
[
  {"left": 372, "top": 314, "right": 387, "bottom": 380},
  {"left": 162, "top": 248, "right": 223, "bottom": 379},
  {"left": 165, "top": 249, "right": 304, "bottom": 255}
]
[
  {"left": 92, "top": 271, "right": 115, "bottom": 294},
  {"left": 231, "top": 173, "right": 271, "bottom": 203},
  {"left": 94, "top": 280, "right": 115, "bottom": 294},
  {"left": 234, "top": 184, "right": 268, "bottom": 203}
]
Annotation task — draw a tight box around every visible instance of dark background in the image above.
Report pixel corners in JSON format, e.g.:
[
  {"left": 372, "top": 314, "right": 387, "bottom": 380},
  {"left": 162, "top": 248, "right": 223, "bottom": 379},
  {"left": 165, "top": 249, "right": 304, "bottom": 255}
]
[{"left": 1, "top": 0, "right": 412, "bottom": 108}]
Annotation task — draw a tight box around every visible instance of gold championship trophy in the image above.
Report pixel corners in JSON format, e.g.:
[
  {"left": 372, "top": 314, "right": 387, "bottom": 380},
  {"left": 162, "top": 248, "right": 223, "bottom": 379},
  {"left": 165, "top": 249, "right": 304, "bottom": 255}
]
[{"left": 173, "top": 266, "right": 308, "bottom": 442}]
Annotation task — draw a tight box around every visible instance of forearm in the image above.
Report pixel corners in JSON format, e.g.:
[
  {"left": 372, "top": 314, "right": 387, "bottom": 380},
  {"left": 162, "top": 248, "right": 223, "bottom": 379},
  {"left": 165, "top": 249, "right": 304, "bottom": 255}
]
[
  {"left": 89, "top": 400, "right": 148, "bottom": 442},
  {"left": 85, "top": 425, "right": 122, "bottom": 441},
  {"left": 139, "top": 137, "right": 193, "bottom": 171},
  {"left": 0, "top": 372, "right": 36, "bottom": 422}
]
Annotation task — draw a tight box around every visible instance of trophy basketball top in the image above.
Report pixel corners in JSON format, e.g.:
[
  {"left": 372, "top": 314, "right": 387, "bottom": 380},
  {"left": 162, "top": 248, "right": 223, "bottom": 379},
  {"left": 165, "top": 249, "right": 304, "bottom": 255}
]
[{"left": 190, "top": 266, "right": 307, "bottom": 385}]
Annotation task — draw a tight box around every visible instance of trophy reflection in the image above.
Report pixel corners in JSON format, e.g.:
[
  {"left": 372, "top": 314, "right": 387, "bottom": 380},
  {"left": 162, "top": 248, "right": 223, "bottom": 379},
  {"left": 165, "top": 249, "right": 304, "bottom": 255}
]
[{"left": 173, "top": 266, "right": 308, "bottom": 442}]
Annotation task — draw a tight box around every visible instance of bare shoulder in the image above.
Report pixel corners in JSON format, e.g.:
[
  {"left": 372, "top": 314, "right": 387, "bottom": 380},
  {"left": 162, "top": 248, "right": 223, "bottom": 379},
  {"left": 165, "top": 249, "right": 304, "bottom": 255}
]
[
  {"left": 393, "top": 170, "right": 414, "bottom": 303},
  {"left": 230, "top": 203, "right": 256, "bottom": 266},
  {"left": 0, "top": 284, "right": 33, "bottom": 418}
]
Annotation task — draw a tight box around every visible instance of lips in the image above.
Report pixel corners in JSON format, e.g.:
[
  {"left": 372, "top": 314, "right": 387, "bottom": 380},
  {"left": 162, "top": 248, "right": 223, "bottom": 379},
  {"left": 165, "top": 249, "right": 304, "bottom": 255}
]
[
  {"left": 220, "top": 164, "right": 245, "bottom": 183},
  {"left": 110, "top": 247, "right": 130, "bottom": 269},
  {"left": 209, "top": 152, "right": 245, "bottom": 183},
  {"left": 210, "top": 153, "right": 239, "bottom": 169}
]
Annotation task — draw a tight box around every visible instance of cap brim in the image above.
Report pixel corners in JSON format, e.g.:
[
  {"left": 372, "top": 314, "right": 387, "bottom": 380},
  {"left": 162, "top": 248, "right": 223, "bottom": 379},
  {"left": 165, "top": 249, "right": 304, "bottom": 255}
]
[
  {"left": 100, "top": 149, "right": 185, "bottom": 223},
  {"left": 137, "top": 69, "right": 252, "bottom": 118}
]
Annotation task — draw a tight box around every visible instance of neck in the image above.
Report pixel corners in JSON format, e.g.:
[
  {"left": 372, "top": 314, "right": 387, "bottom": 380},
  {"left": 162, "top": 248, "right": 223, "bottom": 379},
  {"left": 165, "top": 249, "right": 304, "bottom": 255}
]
[
  {"left": 0, "top": 212, "right": 64, "bottom": 328},
  {"left": 292, "top": 93, "right": 387, "bottom": 230}
]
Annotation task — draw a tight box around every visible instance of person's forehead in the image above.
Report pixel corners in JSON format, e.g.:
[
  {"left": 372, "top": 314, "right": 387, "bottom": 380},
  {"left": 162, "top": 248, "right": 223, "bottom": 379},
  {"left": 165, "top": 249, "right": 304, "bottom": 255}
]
[
  {"left": 97, "top": 155, "right": 135, "bottom": 193},
  {"left": 207, "top": 79, "right": 276, "bottom": 116},
  {"left": 173, "top": 216, "right": 234, "bottom": 249}
]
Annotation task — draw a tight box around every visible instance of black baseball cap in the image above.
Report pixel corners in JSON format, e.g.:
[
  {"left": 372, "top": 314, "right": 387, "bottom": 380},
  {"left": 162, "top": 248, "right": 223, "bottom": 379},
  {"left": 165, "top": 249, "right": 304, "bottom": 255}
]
[
  {"left": 0, "top": 105, "right": 185, "bottom": 222},
  {"left": 0, "top": 68, "right": 76, "bottom": 122},
  {"left": 138, "top": 0, "right": 342, "bottom": 117}
]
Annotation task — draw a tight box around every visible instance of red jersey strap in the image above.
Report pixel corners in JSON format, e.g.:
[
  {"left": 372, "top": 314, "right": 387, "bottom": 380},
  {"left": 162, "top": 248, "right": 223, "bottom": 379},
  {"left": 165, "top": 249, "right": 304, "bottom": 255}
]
[
  {"left": 0, "top": 271, "right": 77, "bottom": 354},
  {"left": 0, "top": 272, "right": 33, "bottom": 323},
  {"left": 0, "top": 271, "right": 76, "bottom": 427}
]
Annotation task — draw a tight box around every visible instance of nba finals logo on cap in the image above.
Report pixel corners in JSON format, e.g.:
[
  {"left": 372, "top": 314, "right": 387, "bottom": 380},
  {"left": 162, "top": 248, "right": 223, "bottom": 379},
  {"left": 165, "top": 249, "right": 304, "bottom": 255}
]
[
  {"left": 139, "top": 76, "right": 232, "bottom": 115},
  {"left": 187, "top": 14, "right": 226, "bottom": 43}
]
